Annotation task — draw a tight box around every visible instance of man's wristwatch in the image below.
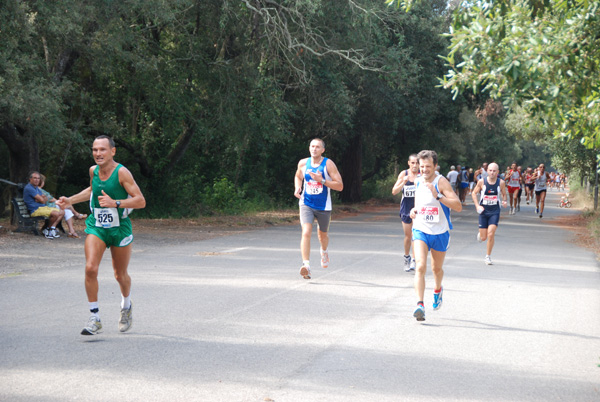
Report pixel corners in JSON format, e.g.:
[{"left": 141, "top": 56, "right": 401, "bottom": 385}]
[
  {"left": 436, "top": 192, "right": 444, "bottom": 200},
  {"left": 115, "top": 200, "right": 121, "bottom": 208},
  {"left": 321, "top": 178, "right": 326, "bottom": 185}
]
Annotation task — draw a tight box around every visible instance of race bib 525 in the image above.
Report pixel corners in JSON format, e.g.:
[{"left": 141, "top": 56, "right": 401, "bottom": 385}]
[{"left": 94, "top": 208, "right": 120, "bottom": 228}]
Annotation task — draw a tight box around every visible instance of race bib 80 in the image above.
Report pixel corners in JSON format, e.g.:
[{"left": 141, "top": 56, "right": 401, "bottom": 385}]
[
  {"left": 94, "top": 208, "right": 120, "bottom": 228},
  {"left": 418, "top": 206, "right": 440, "bottom": 223}
]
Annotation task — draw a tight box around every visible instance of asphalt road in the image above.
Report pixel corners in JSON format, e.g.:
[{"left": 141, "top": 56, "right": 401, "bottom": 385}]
[{"left": 1, "top": 190, "right": 599, "bottom": 401}]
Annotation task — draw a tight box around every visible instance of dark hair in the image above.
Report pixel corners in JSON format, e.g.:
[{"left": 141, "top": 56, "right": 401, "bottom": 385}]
[
  {"left": 28, "top": 171, "right": 41, "bottom": 180},
  {"left": 408, "top": 153, "right": 418, "bottom": 161},
  {"left": 417, "top": 150, "right": 438, "bottom": 166},
  {"left": 95, "top": 135, "right": 115, "bottom": 148}
]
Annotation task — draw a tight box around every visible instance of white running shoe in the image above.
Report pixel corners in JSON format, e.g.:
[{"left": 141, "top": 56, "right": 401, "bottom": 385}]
[
  {"left": 119, "top": 302, "right": 133, "bottom": 332},
  {"left": 485, "top": 256, "right": 493, "bottom": 265},
  {"left": 403, "top": 255, "right": 411, "bottom": 272},
  {"left": 320, "top": 250, "right": 329, "bottom": 269},
  {"left": 81, "top": 315, "right": 103, "bottom": 335},
  {"left": 50, "top": 229, "right": 60, "bottom": 238},
  {"left": 300, "top": 264, "right": 311, "bottom": 279},
  {"left": 409, "top": 258, "right": 416, "bottom": 271},
  {"left": 477, "top": 232, "right": 483, "bottom": 243}
]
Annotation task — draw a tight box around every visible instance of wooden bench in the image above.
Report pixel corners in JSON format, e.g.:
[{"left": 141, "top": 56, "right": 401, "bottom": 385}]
[{"left": 11, "top": 197, "right": 46, "bottom": 235}]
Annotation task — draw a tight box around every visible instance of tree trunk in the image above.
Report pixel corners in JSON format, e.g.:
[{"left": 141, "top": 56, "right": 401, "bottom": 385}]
[
  {"left": 339, "top": 134, "right": 362, "bottom": 203},
  {"left": 0, "top": 123, "right": 40, "bottom": 222}
]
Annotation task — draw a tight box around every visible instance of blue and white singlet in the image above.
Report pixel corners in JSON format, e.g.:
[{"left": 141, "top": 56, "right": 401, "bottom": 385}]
[
  {"left": 412, "top": 175, "right": 452, "bottom": 235},
  {"left": 299, "top": 157, "right": 332, "bottom": 211}
]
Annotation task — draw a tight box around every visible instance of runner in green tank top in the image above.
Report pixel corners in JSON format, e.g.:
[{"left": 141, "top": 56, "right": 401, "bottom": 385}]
[{"left": 57, "top": 135, "right": 146, "bottom": 336}]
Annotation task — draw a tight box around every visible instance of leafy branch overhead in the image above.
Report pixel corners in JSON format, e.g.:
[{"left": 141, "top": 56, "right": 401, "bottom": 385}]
[{"left": 391, "top": 0, "right": 600, "bottom": 149}]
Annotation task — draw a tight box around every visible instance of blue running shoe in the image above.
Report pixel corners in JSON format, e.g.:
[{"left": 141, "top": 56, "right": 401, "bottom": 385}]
[
  {"left": 433, "top": 287, "right": 443, "bottom": 310},
  {"left": 413, "top": 304, "right": 425, "bottom": 321}
]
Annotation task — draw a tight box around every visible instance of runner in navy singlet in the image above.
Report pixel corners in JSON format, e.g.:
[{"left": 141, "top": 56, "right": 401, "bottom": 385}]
[
  {"left": 392, "top": 154, "right": 419, "bottom": 272},
  {"left": 471, "top": 163, "right": 508, "bottom": 265}
]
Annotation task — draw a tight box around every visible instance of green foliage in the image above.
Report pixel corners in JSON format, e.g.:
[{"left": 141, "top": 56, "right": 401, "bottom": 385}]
[
  {"left": 440, "top": 0, "right": 600, "bottom": 149},
  {"left": 362, "top": 174, "right": 398, "bottom": 202},
  {"left": 3, "top": 0, "right": 552, "bottom": 214}
]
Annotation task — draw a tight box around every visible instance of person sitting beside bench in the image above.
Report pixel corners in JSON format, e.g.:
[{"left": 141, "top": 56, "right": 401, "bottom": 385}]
[
  {"left": 23, "top": 171, "right": 65, "bottom": 239},
  {"left": 40, "top": 174, "right": 86, "bottom": 238}
]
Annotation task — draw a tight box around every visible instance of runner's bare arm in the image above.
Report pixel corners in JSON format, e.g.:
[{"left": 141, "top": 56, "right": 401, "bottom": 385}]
[
  {"left": 98, "top": 167, "right": 145, "bottom": 209},
  {"left": 471, "top": 179, "right": 484, "bottom": 210},
  {"left": 500, "top": 180, "right": 508, "bottom": 207},
  {"left": 391, "top": 171, "right": 407, "bottom": 195},
  {"left": 56, "top": 166, "right": 95, "bottom": 209},
  {"left": 294, "top": 158, "right": 307, "bottom": 199},
  {"left": 436, "top": 176, "right": 462, "bottom": 212},
  {"left": 307, "top": 159, "right": 343, "bottom": 191},
  {"left": 322, "top": 159, "right": 343, "bottom": 192}
]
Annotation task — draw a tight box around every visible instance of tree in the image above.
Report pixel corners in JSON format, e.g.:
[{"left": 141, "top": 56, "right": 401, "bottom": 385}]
[{"left": 438, "top": 0, "right": 600, "bottom": 149}]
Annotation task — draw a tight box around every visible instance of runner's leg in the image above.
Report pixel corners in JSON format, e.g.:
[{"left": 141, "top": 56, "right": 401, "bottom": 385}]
[
  {"left": 111, "top": 244, "right": 133, "bottom": 298},
  {"left": 84, "top": 234, "right": 107, "bottom": 302},
  {"left": 430, "top": 248, "right": 446, "bottom": 291},
  {"left": 402, "top": 222, "right": 412, "bottom": 256},
  {"left": 413, "top": 240, "right": 429, "bottom": 301},
  {"left": 539, "top": 191, "right": 547, "bottom": 215},
  {"left": 300, "top": 223, "right": 313, "bottom": 261},
  {"left": 486, "top": 224, "right": 498, "bottom": 256},
  {"left": 317, "top": 229, "right": 329, "bottom": 252}
]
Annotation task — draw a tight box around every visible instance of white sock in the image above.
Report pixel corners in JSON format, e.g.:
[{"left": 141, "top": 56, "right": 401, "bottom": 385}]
[
  {"left": 89, "top": 301, "right": 100, "bottom": 318},
  {"left": 321, "top": 248, "right": 328, "bottom": 254},
  {"left": 121, "top": 294, "right": 131, "bottom": 309},
  {"left": 303, "top": 260, "right": 310, "bottom": 267}
]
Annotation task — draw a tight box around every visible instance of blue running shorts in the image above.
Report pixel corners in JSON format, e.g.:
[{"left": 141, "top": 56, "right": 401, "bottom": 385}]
[
  {"left": 478, "top": 210, "right": 500, "bottom": 229},
  {"left": 412, "top": 229, "right": 450, "bottom": 252}
]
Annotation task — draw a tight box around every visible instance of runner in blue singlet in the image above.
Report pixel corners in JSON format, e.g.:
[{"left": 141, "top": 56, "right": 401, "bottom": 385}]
[{"left": 294, "top": 138, "right": 344, "bottom": 280}]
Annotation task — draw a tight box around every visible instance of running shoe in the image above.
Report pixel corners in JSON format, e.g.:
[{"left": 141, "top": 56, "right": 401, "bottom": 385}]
[
  {"left": 539, "top": 214, "right": 543, "bottom": 219},
  {"left": 485, "top": 256, "right": 493, "bottom": 265},
  {"left": 81, "top": 315, "right": 103, "bottom": 335},
  {"left": 413, "top": 305, "right": 425, "bottom": 321},
  {"left": 477, "top": 232, "right": 483, "bottom": 243},
  {"left": 403, "top": 255, "right": 412, "bottom": 272},
  {"left": 517, "top": 205, "right": 520, "bottom": 212},
  {"left": 44, "top": 229, "right": 54, "bottom": 239},
  {"left": 409, "top": 258, "right": 416, "bottom": 272},
  {"left": 50, "top": 229, "right": 60, "bottom": 238},
  {"left": 300, "top": 264, "right": 311, "bottom": 280},
  {"left": 535, "top": 207, "right": 539, "bottom": 214},
  {"left": 119, "top": 302, "right": 133, "bottom": 332},
  {"left": 320, "top": 250, "right": 329, "bottom": 269},
  {"left": 526, "top": 200, "right": 530, "bottom": 205},
  {"left": 509, "top": 207, "right": 514, "bottom": 215},
  {"left": 433, "top": 287, "right": 443, "bottom": 310}
]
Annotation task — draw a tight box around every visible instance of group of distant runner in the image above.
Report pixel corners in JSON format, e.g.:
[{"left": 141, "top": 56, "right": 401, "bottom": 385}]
[
  {"left": 296, "top": 146, "right": 571, "bottom": 322},
  {"left": 40, "top": 136, "right": 569, "bottom": 333}
]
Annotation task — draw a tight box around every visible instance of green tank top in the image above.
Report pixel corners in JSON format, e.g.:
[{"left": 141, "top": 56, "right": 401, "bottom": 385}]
[{"left": 90, "top": 164, "right": 130, "bottom": 222}]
